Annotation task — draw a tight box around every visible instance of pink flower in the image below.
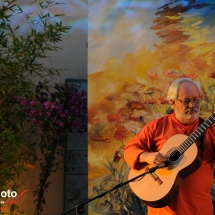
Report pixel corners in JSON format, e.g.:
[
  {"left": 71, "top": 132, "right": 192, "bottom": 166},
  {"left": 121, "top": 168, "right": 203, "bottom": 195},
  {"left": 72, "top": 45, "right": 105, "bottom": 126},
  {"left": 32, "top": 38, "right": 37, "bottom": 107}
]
[
  {"left": 46, "top": 111, "right": 51, "bottom": 116},
  {"left": 60, "top": 114, "right": 67, "bottom": 118},
  {"left": 19, "top": 97, "right": 28, "bottom": 106},
  {"left": 30, "top": 109, "right": 36, "bottom": 116},
  {"left": 59, "top": 122, "right": 64, "bottom": 126},
  {"left": 50, "top": 103, "right": 55, "bottom": 109},
  {"left": 30, "top": 101, "right": 37, "bottom": 106},
  {"left": 43, "top": 101, "right": 50, "bottom": 109}
]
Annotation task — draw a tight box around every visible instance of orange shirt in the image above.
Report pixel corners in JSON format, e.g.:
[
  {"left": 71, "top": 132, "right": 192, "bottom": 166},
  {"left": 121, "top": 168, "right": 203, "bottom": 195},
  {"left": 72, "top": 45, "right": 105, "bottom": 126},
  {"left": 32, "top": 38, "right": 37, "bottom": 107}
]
[{"left": 124, "top": 113, "right": 215, "bottom": 215}]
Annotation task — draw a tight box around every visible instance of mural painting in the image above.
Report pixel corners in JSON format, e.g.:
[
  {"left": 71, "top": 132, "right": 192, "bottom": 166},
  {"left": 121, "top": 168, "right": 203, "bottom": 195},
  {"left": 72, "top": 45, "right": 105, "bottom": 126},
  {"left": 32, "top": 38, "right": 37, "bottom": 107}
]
[{"left": 88, "top": 1, "right": 215, "bottom": 214}]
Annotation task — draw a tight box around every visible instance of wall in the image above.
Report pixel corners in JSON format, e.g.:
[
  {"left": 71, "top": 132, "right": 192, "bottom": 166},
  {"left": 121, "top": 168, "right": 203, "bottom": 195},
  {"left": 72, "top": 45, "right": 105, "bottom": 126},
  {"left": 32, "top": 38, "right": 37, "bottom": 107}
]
[
  {"left": 6, "top": 1, "right": 88, "bottom": 215},
  {"left": 88, "top": 1, "right": 215, "bottom": 214}
]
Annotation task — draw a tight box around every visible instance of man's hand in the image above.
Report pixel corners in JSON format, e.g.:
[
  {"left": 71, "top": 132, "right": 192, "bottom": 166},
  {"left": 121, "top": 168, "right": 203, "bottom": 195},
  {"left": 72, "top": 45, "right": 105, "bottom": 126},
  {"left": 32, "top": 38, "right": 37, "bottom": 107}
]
[{"left": 139, "top": 151, "right": 167, "bottom": 165}]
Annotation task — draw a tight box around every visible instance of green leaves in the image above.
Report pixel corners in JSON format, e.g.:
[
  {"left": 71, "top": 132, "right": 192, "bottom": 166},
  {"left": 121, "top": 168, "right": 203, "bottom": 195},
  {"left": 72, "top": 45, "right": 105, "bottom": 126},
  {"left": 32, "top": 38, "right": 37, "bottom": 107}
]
[{"left": 0, "top": 0, "right": 71, "bottom": 214}]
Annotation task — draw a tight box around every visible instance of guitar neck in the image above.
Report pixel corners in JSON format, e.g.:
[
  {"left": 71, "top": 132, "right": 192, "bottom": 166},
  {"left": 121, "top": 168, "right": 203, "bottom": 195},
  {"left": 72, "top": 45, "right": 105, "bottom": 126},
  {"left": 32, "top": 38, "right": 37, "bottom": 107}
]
[{"left": 177, "top": 114, "right": 215, "bottom": 155}]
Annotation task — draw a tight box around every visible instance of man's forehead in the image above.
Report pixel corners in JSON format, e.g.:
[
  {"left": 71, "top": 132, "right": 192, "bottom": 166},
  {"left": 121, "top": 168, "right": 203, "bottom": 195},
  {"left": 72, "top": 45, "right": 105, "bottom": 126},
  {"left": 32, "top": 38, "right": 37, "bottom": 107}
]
[{"left": 178, "top": 82, "right": 199, "bottom": 97}]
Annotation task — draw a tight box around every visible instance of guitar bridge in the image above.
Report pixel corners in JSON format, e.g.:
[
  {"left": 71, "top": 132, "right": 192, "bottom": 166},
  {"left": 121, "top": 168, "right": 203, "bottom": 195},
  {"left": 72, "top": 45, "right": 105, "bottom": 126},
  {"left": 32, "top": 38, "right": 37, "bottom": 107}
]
[{"left": 145, "top": 167, "right": 163, "bottom": 185}]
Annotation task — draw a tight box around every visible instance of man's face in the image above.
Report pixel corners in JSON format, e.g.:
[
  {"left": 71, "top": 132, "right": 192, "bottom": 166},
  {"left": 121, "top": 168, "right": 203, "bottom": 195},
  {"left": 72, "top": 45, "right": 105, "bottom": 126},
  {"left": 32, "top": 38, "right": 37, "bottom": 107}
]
[{"left": 172, "top": 82, "right": 200, "bottom": 124}]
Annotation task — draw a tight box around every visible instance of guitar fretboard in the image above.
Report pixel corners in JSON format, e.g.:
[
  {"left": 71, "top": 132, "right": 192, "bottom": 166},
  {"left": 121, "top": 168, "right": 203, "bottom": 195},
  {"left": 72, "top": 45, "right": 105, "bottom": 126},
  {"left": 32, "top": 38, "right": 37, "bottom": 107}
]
[{"left": 173, "top": 114, "right": 215, "bottom": 156}]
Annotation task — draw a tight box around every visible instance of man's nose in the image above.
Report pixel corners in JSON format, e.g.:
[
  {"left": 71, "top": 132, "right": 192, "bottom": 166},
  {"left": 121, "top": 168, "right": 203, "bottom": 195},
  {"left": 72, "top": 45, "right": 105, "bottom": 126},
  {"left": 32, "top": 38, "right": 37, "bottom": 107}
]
[{"left": 188, "top": 101, "right": 195, "bottom": 107}]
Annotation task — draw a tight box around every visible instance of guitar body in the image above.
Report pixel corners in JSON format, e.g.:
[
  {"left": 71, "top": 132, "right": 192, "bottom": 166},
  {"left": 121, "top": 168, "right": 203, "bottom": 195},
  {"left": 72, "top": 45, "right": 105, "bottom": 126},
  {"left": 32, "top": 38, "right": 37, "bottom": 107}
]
[{"left": 128, "top": 134, "right": 203, "bottom": 208}]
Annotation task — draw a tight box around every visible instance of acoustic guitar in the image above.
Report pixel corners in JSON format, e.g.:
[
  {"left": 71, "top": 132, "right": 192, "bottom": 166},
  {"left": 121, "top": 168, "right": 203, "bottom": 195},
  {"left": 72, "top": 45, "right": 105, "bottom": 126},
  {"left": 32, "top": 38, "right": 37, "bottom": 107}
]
[{"left": 128, "top": 113, "right": 215, "bottom": 208}]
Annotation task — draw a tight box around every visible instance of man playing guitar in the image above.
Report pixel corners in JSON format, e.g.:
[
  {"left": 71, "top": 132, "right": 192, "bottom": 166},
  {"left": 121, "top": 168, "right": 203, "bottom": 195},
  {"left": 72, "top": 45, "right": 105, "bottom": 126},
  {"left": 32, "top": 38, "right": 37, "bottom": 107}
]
[{"left": 124, "top": 78, "right": 215, "bottom": 215}]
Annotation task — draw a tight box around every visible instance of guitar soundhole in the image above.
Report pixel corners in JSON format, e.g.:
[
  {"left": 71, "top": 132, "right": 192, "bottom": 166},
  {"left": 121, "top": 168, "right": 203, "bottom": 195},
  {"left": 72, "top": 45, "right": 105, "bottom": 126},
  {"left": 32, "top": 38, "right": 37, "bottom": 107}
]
[
  {"left": 169, "top": 150, "right": 181, "bottom": 161},
  {"left": 167, "top": 148, "right": 183, "bottom": 165}
]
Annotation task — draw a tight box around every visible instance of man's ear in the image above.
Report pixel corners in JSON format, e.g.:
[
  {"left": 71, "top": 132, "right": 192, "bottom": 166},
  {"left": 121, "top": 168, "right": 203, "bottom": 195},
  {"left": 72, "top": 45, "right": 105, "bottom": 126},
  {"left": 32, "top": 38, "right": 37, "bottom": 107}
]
[{"left": 170, "top": 100, "right": 175, "bottom": 108}]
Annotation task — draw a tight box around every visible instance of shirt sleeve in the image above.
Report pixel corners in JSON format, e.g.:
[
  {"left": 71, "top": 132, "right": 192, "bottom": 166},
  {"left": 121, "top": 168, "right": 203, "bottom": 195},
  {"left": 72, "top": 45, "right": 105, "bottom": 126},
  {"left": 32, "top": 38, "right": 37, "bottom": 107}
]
[{"left": 124, "top": 121, "right": 155, "bottom": 169}]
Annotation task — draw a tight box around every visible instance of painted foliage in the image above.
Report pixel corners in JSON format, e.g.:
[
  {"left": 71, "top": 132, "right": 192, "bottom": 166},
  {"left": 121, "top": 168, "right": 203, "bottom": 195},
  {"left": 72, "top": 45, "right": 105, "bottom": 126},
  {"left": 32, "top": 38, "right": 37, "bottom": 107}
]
[{"left": 88, "top": 1, "right": 215, "bottom": 214}]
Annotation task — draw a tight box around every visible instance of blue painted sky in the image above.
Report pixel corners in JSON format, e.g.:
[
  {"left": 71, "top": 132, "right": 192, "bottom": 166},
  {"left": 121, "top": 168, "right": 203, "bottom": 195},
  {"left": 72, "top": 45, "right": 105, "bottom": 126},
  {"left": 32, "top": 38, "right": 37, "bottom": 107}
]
[{"left": 88, "top": 0, "right": 215, "bottom": 74}]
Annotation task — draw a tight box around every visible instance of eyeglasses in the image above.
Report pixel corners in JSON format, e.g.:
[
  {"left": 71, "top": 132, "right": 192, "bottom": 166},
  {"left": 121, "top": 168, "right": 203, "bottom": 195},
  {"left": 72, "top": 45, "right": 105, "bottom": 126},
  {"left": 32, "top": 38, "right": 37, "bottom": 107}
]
[{"left": 177, "top": 98, "right": 201, "bottom": 106}]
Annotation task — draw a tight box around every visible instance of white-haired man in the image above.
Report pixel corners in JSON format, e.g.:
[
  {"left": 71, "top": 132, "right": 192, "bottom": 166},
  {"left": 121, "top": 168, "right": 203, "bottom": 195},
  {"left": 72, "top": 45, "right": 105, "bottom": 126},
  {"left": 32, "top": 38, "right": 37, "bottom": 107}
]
[{"left": 124, "top": 78, "right": 215, "bottom": 215}]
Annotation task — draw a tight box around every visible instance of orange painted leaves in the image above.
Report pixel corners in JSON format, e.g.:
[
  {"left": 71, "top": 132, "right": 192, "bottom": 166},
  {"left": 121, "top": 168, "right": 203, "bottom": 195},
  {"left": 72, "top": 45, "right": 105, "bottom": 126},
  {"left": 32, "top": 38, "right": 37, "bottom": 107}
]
[
  {"left": 147, "top": 71, "right": 161, "bottom": 80},
  {"left": 113, "top": 126, "right": 129, "bottom": 142}
]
